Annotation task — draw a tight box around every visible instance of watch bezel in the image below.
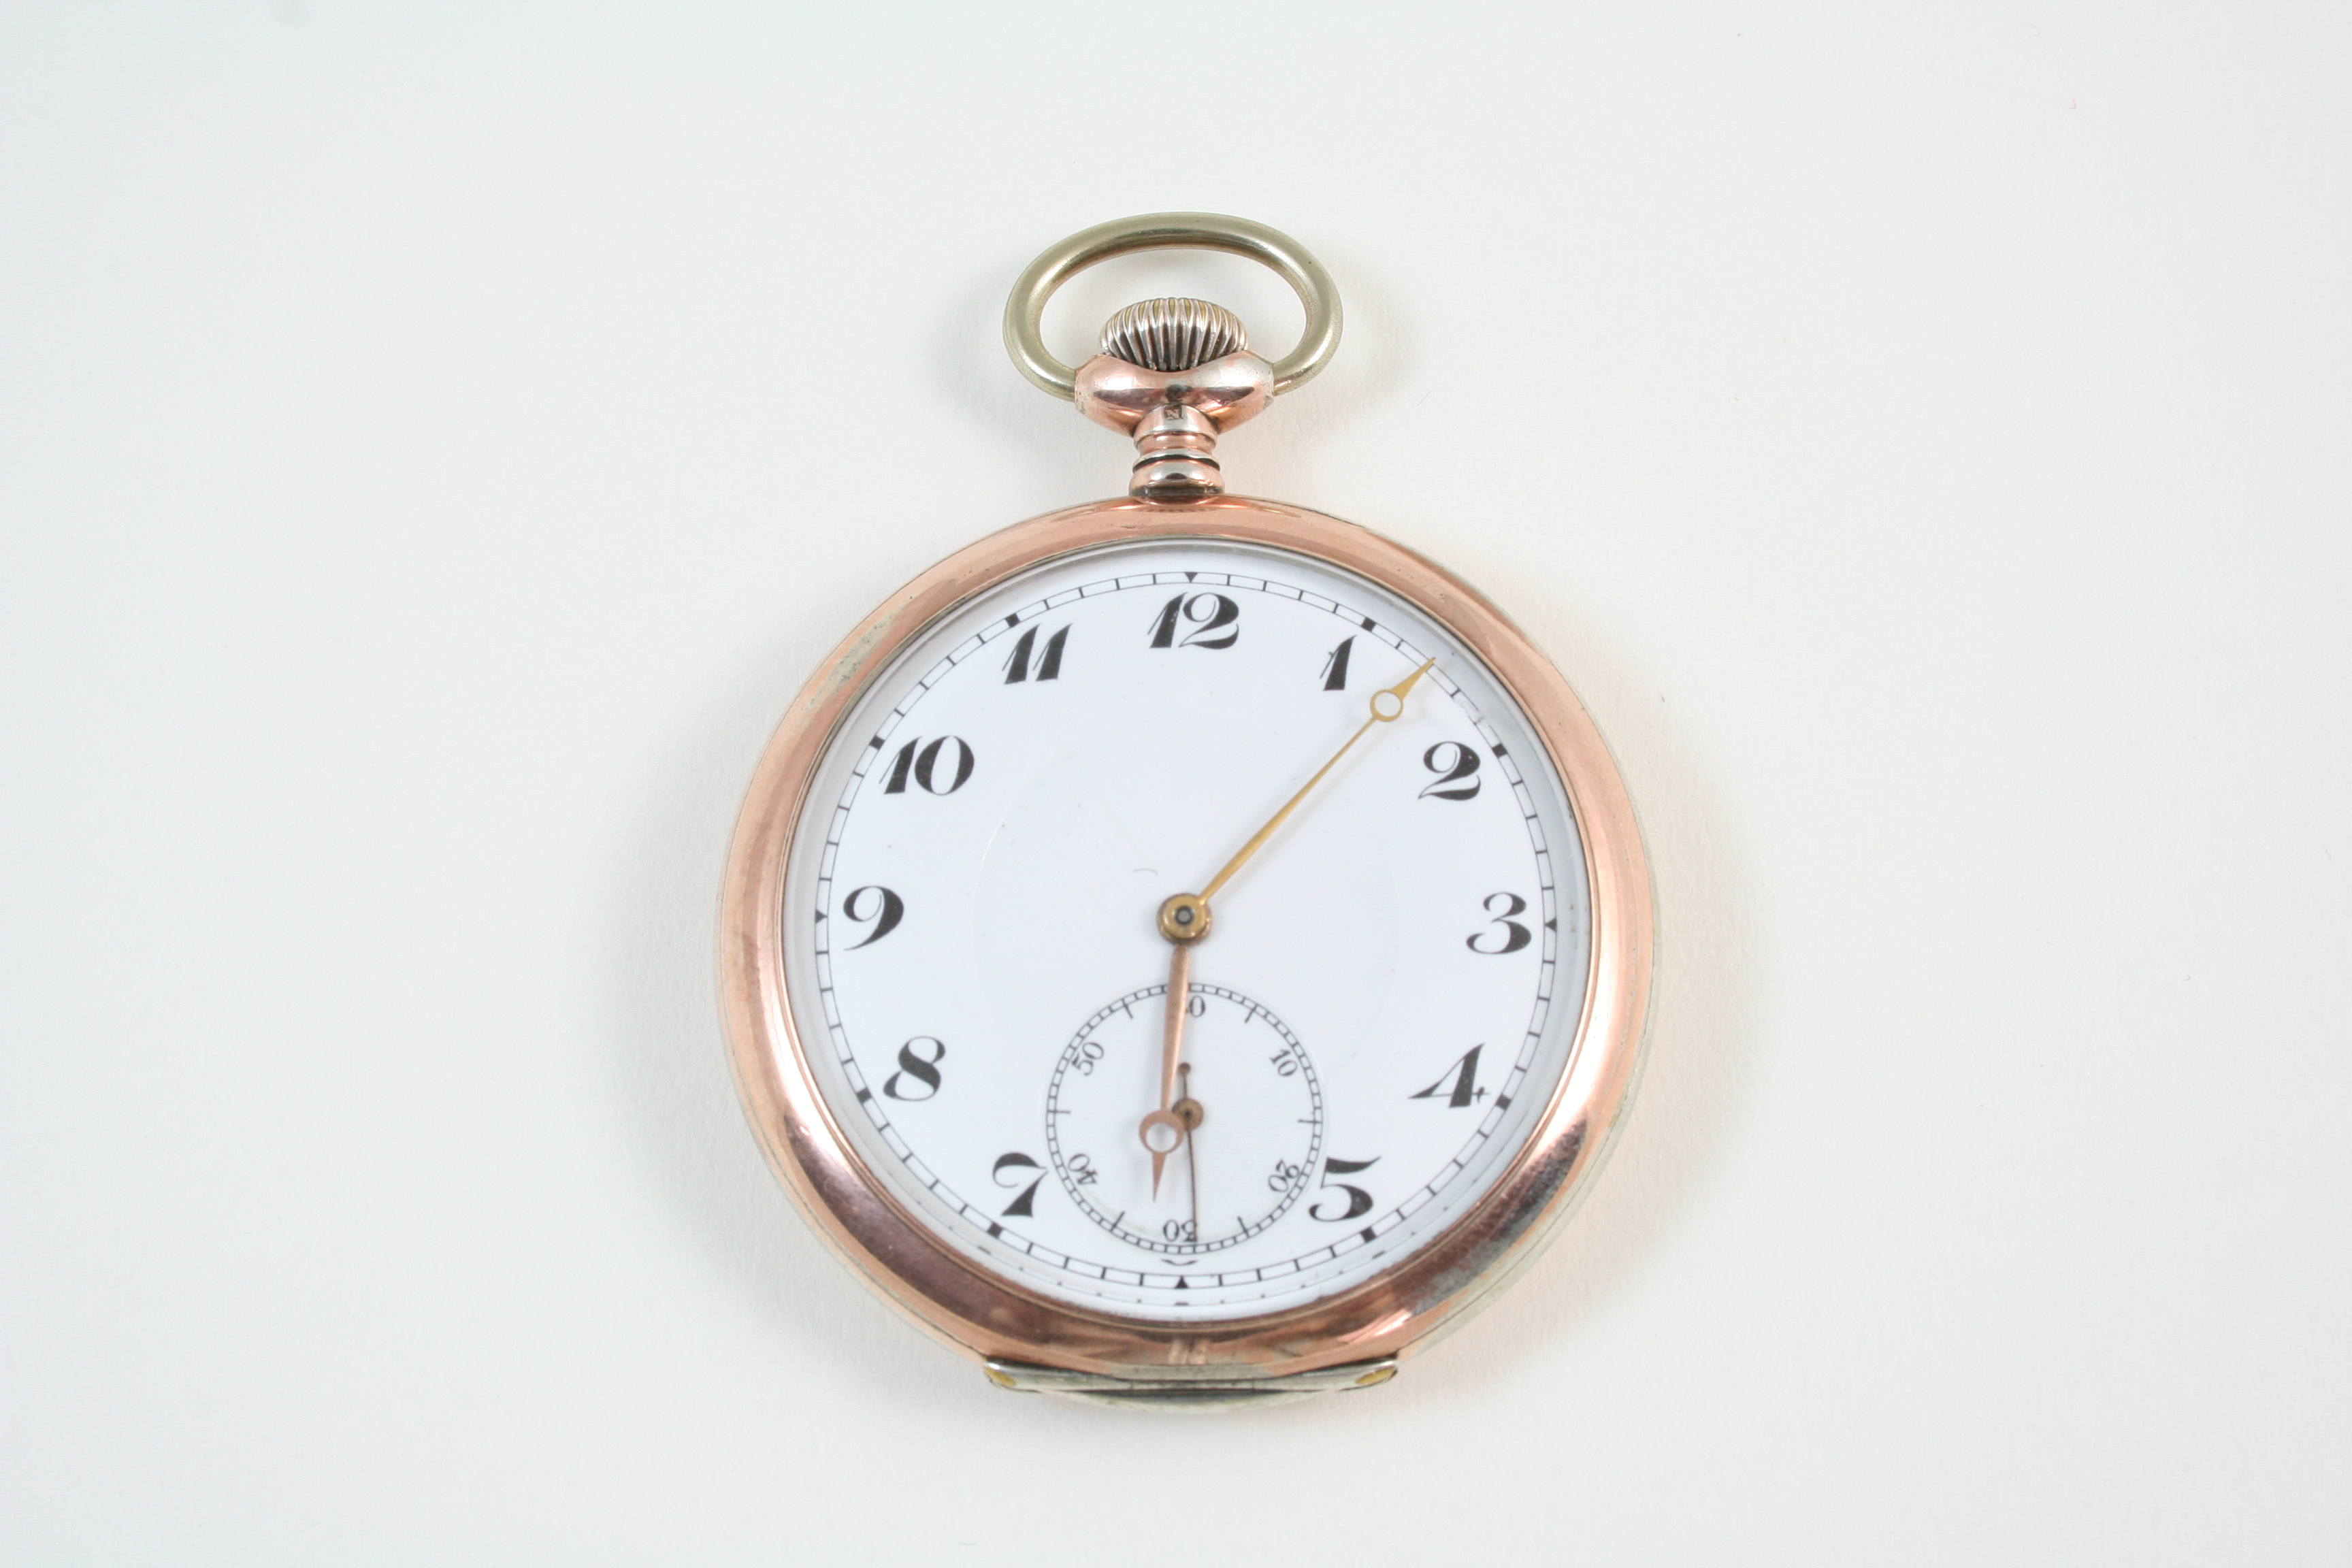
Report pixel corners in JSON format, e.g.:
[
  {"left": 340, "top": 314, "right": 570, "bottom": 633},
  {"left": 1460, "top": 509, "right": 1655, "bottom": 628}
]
[{"left": 719, "top": 495, "right": 1654, "bottom": 1380}]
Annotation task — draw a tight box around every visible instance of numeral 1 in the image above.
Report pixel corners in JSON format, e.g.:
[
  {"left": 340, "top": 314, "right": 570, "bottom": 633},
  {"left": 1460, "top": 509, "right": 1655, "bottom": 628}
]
[{"left": 1321, "top": 636, "right": 1354, "bottom": 690}]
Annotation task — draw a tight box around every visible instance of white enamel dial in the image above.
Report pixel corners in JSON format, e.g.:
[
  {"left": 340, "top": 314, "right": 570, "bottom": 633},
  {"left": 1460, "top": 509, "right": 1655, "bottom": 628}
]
[{"left": 778, "top": 538, "right": 1592, "bottom": 1320}]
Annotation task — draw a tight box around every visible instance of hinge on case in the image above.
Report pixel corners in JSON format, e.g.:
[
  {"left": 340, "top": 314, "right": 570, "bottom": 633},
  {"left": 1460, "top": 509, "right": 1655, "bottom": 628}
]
[{"left": 981, "top": 1356, "right": 1399, "bottom": 1411}]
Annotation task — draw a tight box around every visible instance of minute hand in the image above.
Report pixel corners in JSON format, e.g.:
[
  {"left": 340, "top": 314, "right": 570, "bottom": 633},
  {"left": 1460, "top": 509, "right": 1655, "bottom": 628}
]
[
  {"left": 1140, "top": 656, "right": 1438, "bottom": 1185},
  {"left": 1196, "top": 657, "right": 1437, "bottom": 904}
]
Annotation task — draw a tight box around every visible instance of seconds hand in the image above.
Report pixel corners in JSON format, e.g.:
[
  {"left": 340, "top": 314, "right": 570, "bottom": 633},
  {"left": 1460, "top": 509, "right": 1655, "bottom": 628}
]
[
  {"left": 1139, "top": 657, "right": 1439, "bottom": 1194},
  {"left": 1177, "top": 1062, "right": 1201, "bottom": 1241}
]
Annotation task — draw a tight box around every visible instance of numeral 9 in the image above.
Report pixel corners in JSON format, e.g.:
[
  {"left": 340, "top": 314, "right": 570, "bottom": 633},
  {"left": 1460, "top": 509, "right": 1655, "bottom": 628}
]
[{"left": 840, "top": 885, "right": 903, "bottom": 949}]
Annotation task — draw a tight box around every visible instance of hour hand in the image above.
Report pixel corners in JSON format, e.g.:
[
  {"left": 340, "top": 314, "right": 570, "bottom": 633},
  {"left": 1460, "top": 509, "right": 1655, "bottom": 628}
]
[{"left": 1137, "top": 940, "right": 1192, "bottom": 1195}]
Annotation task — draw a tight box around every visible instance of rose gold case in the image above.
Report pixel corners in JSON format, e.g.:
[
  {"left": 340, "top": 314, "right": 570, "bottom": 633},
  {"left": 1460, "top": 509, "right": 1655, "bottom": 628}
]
[{"left": 719, "top": 495, "right": 1654, "bottom": 1382}]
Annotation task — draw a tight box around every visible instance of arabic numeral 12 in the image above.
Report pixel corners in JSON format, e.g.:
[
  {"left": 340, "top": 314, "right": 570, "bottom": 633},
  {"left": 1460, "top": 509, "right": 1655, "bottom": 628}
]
[{"left": 1147, "top": 592, "right": 1239, "bottom": 651}]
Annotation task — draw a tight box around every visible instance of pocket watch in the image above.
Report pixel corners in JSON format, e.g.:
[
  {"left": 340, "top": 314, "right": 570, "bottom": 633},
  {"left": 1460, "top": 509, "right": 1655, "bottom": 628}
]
[{"left": 720, "top": 215, "right": 1654, "bottom": 1409}]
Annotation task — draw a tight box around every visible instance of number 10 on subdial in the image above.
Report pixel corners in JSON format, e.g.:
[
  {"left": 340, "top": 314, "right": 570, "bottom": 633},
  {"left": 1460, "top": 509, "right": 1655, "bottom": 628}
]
[{"left": 1045, "top": 984, "right": 1324, "bottom": 1256}]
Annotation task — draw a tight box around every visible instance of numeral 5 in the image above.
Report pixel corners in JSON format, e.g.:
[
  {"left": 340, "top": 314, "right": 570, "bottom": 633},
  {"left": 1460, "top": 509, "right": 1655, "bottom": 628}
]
[{"left": 1309, "top": 1156, "right": 1379, "bottom": 1222}]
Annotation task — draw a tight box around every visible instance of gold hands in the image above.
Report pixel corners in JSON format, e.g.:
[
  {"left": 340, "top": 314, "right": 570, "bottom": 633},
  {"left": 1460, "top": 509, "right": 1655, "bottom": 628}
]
[
  {"left": 1138, "top": 942, "right": 1193, "bottom": 1194},
  {"left": 1138, "top": 657, "right": 1437, "bottom": 1184}
]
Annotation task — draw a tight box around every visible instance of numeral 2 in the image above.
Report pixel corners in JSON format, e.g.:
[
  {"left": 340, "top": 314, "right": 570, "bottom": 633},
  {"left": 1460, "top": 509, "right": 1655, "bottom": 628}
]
[
  {"left": 882, "top": 736, "right": 974, "bottom": 795},
  {"left": 1147, "top": 592, "right": 1239, "bottom": 650},
  {"left": 1001, "top": 625, "right": 1068, "bottom": 683},
  {"left": 1419, "top": 741, "right": 1482, "bottom": 800}
]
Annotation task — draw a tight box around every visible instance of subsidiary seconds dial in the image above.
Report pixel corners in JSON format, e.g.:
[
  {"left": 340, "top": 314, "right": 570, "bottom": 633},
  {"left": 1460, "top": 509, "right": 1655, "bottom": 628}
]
[{"left": 1045, "top": 983, "right": 1322, "bottom": 1256}]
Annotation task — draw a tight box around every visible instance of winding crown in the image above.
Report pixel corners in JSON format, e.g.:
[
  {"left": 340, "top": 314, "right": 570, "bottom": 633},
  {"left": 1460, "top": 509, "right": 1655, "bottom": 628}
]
[{"left": 1099, "top": 297, "right": 1250, "bottom": 372}]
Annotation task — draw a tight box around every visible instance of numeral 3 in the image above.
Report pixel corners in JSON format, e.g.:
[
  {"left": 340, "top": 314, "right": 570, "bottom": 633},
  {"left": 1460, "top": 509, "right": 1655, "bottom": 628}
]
[{"left": 1467, "top": 892, "right": 1533, "bottom": 955}]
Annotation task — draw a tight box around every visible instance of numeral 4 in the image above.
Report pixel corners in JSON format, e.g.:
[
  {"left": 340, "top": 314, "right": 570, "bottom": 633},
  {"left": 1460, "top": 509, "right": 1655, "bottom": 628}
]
[{"left": 1409, "top": 1045, "right": 1488, "bottom": 1108}]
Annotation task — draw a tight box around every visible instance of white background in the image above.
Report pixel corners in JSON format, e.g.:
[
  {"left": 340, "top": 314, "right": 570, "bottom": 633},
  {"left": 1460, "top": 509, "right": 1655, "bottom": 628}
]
[{"left": 3, "top": 5, "right": 2346, "bottom": 1563}]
